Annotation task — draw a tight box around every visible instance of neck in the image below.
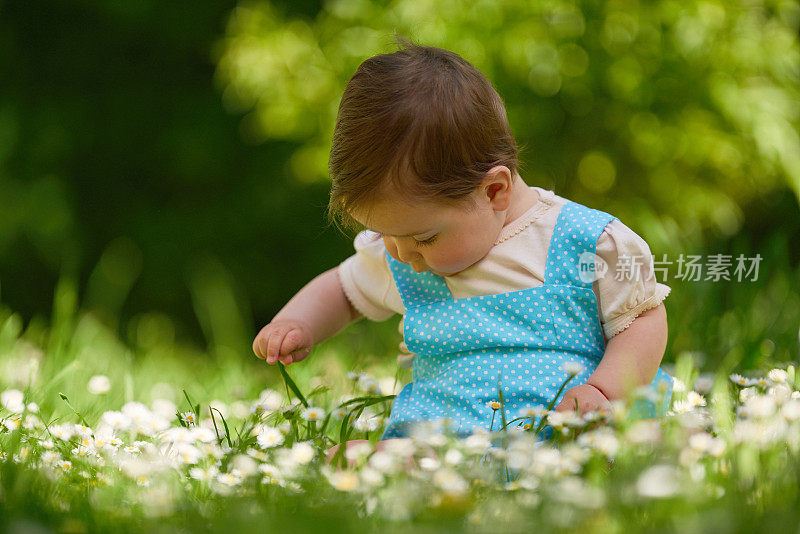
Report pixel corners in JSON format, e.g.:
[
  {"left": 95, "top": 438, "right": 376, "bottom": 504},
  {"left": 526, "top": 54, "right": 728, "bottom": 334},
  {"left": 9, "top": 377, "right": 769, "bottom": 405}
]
[{"left": 502, "top": 175, "right": 538, "bottom": 227}]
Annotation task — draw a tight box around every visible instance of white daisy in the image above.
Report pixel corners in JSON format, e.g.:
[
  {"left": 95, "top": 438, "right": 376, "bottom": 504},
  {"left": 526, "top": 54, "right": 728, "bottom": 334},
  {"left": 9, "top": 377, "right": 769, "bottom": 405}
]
[
  {"left": 49, "top": 424, "right": 74, "bottom": 441},
  {"left": 175, "top": 443, "right": 202, "bottom": 465},
  {"left": 151, "top": 399, "right": 177, "bottom": 419},
  {"left": 180, "top": 412, "right": 196, "bottom": 426},
  {"left": 444, "top": 448, "right": 464, "bottom": 466},
  {"left": 189, "top": 466, "right": 218, "bottom": 481},
  {"left": 418, "top": 456, "right": 441, "bottom": 471},
  {"left": 256, "top": 426, "right": 284, "bottom": 448},
  {"left": 768, "top": 368, "right": 789, "bottom": 384},
  {"left": 300, "top": 406, "right": 326, "bottom": 422},
  {"left": 561, "top": 361, "right": 584, "bottom": 375},
  {"left": 288, "top": 441, "right": 315, "bottom": 465},
  {"left": 353, "top": 415, "right": 380, "bottom": 432},
  {"left": 216, "top": 470, "right": 243, "bottom": 487},
  {"left": 326, "top": 469, "right": 360, "bottom": 491},
  {"left": 672, "top": 377, "right": 687, "bottom": 393},
  {"left": 87, "top": 375, "right": 111, "bottom": 395},
  {"left": 432, "top": 468, "right": 468, "bottom": 494},
  {"left": 101, "top": 410, "right": 131, "bottom": 430},
  {"left": 0, "top": 389, "right": 25, "bottom": 414},
  {"left": 729, "top": 373, "right": 748, "bottom": 386},
  {"left": 41, "top": 450, "right": 61, "bottom": 465},
  {"left": 636, "top": 465, "right": 681, "bottom": 498},
  {"left": 687, "top": 391, "right": 706, "bottom": 407},
  {"left": 671, "top": 400, "right": 693, "bottom": 413}
]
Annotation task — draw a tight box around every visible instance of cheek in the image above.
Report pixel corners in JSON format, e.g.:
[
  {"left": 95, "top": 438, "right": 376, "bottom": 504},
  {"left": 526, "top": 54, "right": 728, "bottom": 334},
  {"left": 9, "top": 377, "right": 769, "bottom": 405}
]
[
  {"left": 429, "top": 233, "right": 488, "bottom": 269},
  {"left": 424, "top": 243, "right": 462, "bottom": 267}
]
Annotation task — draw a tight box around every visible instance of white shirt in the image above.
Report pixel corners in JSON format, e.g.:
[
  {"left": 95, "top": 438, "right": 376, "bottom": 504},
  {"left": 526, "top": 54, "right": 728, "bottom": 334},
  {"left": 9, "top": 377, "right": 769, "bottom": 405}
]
[{"left": 338, "top": 186, "right": 671, "bottom": 340}]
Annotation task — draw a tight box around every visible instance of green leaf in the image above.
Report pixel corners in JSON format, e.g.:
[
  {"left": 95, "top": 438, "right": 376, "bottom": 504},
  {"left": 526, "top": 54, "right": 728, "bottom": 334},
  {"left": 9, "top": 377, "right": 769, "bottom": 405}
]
[
  {"left": 278, "top": 362, "right": 308, "bottom": 408},
  {"left": 182, "top": 389, "right": 195, "bottom": 412},
  {"left": 211, "top": 406, "right": 232, "bottom": 448},
  {"left": 209, "top": 406, "right": 222, "bottom": 444},
  {"left": 337, "top": 395, "right": 395, "bottom": 409}
]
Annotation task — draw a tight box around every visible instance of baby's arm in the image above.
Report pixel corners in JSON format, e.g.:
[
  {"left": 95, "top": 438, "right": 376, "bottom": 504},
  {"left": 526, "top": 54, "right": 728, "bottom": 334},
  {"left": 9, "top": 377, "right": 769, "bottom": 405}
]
[
  {"left": 555, "top": 303, "right": 668, "bottom": 414},
  {"left": 586, "top": 302, "right": 668, "bottom": 401},
  {"left": 253, "top": 266, "right": 363, "bottom": 365}
]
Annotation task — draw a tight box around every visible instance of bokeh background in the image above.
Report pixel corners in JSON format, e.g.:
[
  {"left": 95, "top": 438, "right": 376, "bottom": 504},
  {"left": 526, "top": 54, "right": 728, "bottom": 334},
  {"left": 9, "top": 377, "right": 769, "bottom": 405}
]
[{"left": 0, "top": 0, "right": 798, "bottom": 383}]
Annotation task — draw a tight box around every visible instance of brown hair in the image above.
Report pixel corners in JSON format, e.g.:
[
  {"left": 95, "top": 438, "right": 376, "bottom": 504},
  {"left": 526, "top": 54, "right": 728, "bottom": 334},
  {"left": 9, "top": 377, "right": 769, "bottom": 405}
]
[{"left": 327, "top": 36, "right": 519, "bottom": 232}]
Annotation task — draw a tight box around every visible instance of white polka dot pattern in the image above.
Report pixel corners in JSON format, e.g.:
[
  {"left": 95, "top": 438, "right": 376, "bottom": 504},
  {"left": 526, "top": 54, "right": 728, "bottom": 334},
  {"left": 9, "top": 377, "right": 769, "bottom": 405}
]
[{"left": 381, "top": 201, "right": 674, "bottom": 440}]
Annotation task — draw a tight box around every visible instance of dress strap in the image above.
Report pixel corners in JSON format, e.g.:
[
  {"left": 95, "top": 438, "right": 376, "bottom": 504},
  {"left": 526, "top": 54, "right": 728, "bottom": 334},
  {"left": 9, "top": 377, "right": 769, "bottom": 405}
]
[
  {"left": 385, "top": 251, "right": 453, "bottom": 310},
  {"left": 543, "top": 201, "right": 617, "bottom": 288}
]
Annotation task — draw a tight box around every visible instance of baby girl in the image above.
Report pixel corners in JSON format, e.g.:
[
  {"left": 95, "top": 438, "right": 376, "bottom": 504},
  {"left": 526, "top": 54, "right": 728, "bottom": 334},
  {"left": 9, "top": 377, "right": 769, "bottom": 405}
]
[{"left": 253, "top": 40, "right": 673, "bottom": 447}]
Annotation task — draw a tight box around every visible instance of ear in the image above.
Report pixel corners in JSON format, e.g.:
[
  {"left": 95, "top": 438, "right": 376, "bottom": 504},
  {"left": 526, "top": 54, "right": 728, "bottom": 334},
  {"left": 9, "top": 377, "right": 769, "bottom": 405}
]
[{"left": 481, "top": 166, "right": 513, "bottom": 211}]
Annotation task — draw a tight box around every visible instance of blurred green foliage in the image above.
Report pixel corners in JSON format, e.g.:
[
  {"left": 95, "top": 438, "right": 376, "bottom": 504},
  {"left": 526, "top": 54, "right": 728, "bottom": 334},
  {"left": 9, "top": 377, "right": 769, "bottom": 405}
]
[
  {"left": 0, "top": 0, "right": 798, "bottom": 370},
  {"left": 0, "top": 0, "right": 348, "bottom": 344},
  {"left": 216, "top": 0, "right": 800, "bottom": 247}
]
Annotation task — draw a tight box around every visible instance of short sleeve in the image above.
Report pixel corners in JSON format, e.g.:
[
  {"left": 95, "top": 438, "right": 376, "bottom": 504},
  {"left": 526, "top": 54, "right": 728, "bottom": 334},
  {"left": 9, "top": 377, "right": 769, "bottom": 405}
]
[
  {"left": 592, "top": 219, "right": 671, "bottom": 339},
  {"left": 337, "top": 230, "right": 403, "bottom": 322}
]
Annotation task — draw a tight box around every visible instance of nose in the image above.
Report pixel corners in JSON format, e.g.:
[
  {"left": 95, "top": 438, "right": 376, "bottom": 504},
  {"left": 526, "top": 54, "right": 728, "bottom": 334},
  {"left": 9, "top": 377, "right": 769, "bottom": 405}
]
[{"left": 387, "top": 237, "right": 421, "bottom": 264}]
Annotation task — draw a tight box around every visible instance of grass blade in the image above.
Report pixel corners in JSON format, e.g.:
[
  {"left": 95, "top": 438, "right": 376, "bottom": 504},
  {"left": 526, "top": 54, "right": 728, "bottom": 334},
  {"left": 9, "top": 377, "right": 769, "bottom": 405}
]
[
  {"left": 58, "top": 392, "right": 92, "bottom": 430},
  {"left": 278, "top": 362, "right": 308, "bottom": 408},
  {"left": 209, "top": 406, "right": 222, "bottom": 444},
  {"left": 211, "top": 407, "right": 232, "bottom": 448},
  {"left": 337, "top": 395, "right": 395, "bottom": 409}
]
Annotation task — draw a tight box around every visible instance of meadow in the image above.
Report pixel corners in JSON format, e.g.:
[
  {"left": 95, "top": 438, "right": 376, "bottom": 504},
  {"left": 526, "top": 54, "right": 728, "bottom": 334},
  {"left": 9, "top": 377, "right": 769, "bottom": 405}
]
[
  {"left": 2, "top": 278, "right": 800, "bottom": 533},
  {"left": 2, "top": 0, "right": 799, "bottom": 532}
]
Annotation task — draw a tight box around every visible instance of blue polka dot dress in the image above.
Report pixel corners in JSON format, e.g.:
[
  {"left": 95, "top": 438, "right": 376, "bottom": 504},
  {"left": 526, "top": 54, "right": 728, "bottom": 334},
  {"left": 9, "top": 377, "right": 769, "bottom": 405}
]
[{"left": 380, "top": 201, "right": 674, "bottom": 440}]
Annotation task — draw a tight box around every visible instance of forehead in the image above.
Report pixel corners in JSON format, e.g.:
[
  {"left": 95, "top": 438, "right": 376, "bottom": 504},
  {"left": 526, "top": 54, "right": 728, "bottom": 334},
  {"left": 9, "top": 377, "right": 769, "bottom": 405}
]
[{"left": 350, "top": 195, "right": 453, "bottom": 236}]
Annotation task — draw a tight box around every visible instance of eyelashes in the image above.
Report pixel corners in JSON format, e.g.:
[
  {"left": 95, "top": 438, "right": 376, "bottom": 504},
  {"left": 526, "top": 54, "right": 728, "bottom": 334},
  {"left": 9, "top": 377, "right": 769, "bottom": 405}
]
[
  {"left": 413, "top": 235, "right": 439, "bottom": 247},
  {"left": 378, "top": 232, "right": 439, "bottom": 247}
]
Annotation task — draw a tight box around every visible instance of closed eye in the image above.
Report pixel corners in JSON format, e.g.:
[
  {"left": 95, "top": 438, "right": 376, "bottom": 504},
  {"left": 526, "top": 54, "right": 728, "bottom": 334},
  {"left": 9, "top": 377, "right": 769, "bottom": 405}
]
[
  {"left": 375, "top": 231, "right": 439, "bottom": 247},
  {"left": 413, "top": 234, "right": 438, "bottom": 247}
]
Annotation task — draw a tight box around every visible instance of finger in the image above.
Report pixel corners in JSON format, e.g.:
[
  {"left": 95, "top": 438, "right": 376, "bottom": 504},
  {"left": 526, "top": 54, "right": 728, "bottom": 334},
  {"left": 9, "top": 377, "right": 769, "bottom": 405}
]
[
  {"left": 290, "top": 347, "right": 312, "bottom": 363},
  {"left": 266, "top": 328, "right": 290, "bottom": 364},
  {"left": 253, "top": 327, "right": 271, "bottom": 359},
  {"left": 280, "top": 330, "right": 309, "bottom": 365},
  {"left": 253, "top": 336, "right": 263, "bottom": 359},
  {"left": 258, "top": 336, "right": 270, "bottom": 359},
  {"left": 277, "top": 330, "right": 303, "bottom": 365},
  {"left": 324, "top": 445, "right": 338, "bottom": 465},
  {"left": 282, "top": 329, "right": 305, "bottom": 354}
]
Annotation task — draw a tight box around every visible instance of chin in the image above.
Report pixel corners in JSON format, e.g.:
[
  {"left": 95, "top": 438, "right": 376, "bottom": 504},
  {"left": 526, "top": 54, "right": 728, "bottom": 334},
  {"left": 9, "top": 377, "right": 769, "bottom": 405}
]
[
  {"left": 413, "top": 262, "right": 436, "bottom": 273},
  {"left": 414, "top": 260, "right": 470, "bottom": 277},
  {"left": 431, "top": 266, "right": 463, "bottom": 277}
]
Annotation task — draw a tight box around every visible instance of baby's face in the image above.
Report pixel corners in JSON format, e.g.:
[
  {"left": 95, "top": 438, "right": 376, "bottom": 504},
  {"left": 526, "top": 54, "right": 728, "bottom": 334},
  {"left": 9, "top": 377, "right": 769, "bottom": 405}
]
[{"left": 350, "top": 190, "right": 504, "bottom": 277}]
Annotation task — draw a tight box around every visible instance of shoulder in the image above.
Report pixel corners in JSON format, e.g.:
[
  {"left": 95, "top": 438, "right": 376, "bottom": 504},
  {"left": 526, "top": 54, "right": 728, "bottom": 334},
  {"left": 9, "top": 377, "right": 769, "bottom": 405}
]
[
  {"left": 551, "top": 195, "right": 617, "bottom": 241},
  {"left": 353, "top": 230, "right": 386, "bottom": 253},
  {"left": 341, "top": 230, "right": 389, "bottom": 278},
  {"left": 532, "top": 186, "right": 616, "bottom": 225},
  {"left": 596, "top": 218, "right": 653, "bottom": 258}
]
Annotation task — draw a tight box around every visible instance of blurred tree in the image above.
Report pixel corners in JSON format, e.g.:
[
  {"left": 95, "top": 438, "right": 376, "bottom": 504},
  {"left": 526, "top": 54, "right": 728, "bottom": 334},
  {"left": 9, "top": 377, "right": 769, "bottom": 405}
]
[
  {"left": 215, "top": 0, "right": 800, "bottom": 253},
  {"left": 0, "top": 0, "right": 350, "bottom": 344}
]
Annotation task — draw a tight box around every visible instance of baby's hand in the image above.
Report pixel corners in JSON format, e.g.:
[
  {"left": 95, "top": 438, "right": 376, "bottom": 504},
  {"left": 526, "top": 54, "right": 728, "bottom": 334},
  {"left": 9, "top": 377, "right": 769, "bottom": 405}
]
[
  {"left": 554, "top": 383, "right": 611, "bottom": 416},
  {"left": 253, "top": 319, "right": 314, "bottom": 365}
]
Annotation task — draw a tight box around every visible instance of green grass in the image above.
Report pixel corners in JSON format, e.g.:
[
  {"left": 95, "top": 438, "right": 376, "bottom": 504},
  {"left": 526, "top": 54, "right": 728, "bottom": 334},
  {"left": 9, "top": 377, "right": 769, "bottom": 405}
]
[
  {"left": 2, "top": 302, "right": 800, "bottom": 533},
  {"left": 1, "top": 238, "right": 799, "bottom": 532}
]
